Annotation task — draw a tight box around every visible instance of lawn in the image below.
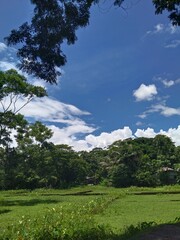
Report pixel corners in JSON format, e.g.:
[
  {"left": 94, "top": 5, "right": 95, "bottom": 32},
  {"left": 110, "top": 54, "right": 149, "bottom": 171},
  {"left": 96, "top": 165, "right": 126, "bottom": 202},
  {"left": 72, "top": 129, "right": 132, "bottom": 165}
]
[{"left": 0, "top": 185, "right": 180, "bottom": 239}]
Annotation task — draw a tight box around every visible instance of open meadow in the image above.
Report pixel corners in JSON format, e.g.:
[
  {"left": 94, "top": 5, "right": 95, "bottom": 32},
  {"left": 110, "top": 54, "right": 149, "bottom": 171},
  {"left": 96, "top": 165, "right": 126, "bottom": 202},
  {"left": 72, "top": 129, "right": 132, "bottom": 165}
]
[{"left": 0, "top": 185, "right": 180, "bottom": 239}]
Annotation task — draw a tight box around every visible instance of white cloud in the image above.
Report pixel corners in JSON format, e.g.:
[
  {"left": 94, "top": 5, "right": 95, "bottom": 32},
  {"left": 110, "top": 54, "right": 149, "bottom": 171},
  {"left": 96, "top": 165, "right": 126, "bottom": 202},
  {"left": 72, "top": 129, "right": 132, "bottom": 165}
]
[
  {"left": 138, "top": 101, "right": 180, "bottom": 119},
  {"left": 0, "top": 42, "right": 7, "bottom": 52},
  {"left": 155, "top": 76, "right": 180, "bottom": 88},
  {"left": 0, "top": 95, "right": 97, "bottom": 151},
  {"left": 49, "top": 125, "right": 95, "bottom": 151},
  {"left": 135, "top": 128, "right": 156, "bottom": 138},
  {"left": 162, "top": 79, "right": 175, "bottom": 88},
  {"left": 0, "top": 96, "right": 91, "bottom": 123},
  {"left": 160, "top": 126, "right": 180, "bottom": 146},
  {"left": 49, "top": 125, "right": 180, "bottom": 151},
  {"left": 0, "top": 96, "right": 94, "bottom": 134},
  {"left": 85, "top": 127, "right": 133, "bottom": 149},
  {"left": 153, "top": 104, "right": 180, "bottom": 117},
  {"left": 165, "top": 40, "right": 180, "bottom": 48},
  {"left": 154, "top": 23, "right": 164, "bottom": 33},
  {"left": 147, "top": 23, "right": 180, "bottom": 35},
  {"left": 2, "top": 94, "right": 180, "bottom": 151},
  {"left": 135, "top": 126, "right": 180, "bottom": 147},
  {"left": 0, "top": 61, "right": 18, "bottom": 71},
  {"left": 133, "top": 84, "right": 157, "bottom": 101}
]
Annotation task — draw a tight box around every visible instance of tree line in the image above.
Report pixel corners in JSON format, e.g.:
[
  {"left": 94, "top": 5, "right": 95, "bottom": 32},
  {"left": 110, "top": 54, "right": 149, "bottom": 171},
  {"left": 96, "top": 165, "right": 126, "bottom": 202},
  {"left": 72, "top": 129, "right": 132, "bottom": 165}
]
[{"left": 1, "top": 132, "right": 180, "bottom": 190}]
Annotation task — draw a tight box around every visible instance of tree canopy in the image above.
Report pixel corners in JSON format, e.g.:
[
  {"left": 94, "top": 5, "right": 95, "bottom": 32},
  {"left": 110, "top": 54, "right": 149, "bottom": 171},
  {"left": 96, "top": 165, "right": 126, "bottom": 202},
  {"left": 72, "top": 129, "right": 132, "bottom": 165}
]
[
  {"left": 0, "top": 134, "right": 179, "bottom": 190},
  {"left": 5, "top": 0, "right": 180, "bottom": 84},
  {"left": 0, "top": 69, "right": 47, "bottom": 147}
]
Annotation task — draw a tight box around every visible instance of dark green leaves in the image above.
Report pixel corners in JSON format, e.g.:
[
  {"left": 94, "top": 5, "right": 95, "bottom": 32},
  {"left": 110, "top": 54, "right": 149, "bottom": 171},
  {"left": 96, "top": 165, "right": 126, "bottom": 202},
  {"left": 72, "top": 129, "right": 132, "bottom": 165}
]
[
  {"left": 5, "top": 0, "right": 95, "bottom": 84},
  {"left": 0, "top": 69, "right": 47, "bottom": 147},
  {"left": 153, "top": 0, "right": 180, "bottom": 26}
]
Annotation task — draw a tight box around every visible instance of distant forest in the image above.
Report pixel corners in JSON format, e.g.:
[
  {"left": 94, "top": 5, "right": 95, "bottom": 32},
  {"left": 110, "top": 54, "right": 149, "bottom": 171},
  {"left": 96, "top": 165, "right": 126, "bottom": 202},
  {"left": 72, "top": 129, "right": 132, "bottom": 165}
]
[{"left": 1, "top": 134, "right": 180, "bottom": 190}]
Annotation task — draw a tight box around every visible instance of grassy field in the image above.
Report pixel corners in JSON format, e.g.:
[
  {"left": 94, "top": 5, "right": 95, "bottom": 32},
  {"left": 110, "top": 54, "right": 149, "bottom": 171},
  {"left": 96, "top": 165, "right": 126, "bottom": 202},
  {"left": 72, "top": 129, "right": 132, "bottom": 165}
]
[{"left": 0, "top": 185, "right": 180, "bottom": 239}]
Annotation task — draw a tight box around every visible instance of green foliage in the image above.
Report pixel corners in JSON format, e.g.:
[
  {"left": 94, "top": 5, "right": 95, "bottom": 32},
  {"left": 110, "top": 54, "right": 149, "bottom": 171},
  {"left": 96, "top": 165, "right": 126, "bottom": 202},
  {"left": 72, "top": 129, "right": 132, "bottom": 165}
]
[
  {"left": 0, "top": 69, "right": 47, "bottom": 101},
  {"left": 5, "top": 1, "right": 95, "bottom": 84},
  {"left": 0, "top": 142, "right": 89, "bottom": 190},
  {"left": 0, "top": 69, "right": 47, "bottom": 147},
  {"left": 1, "top": 132, "right": 180, "bottom": 190},
  {"left": 153, "top": 0, "right": 180, "bottom": 26},
  {"left": 0, "top": 197, "right": 115, "bottom": 240}
]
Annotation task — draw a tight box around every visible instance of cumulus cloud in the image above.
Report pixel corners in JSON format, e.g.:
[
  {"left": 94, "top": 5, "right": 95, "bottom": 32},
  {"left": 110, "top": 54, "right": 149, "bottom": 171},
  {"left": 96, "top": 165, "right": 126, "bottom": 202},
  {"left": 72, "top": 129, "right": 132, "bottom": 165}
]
[
  {"left": 49, "top": 125, "right": 180, "bottom": 151},
  {"left": 135, "top": 126, "right": 180, "bottom": 147},
  {"left": 133, "top": 84, "right": 158, "bottom": 101},
  {"left": 49, "top": 125, "right": 95, "bottom": 151},
  {"left": 159, "top": 126, "right": 180, "bottom": 146},
  {"left": 135, "top": 128, "right": 156, "bottom": 138},
  {"left": 85, "top": 127, "right": 133, "bottom": 149},
  {"left": 49, "top": 126, "right": 133, "bottom": 151}
]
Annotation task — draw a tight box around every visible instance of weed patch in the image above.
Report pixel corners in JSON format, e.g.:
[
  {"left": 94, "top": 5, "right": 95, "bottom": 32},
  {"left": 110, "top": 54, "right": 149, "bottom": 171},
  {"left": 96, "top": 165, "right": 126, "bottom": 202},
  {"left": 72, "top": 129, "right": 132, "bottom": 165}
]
[{"left": 0, "top": 198, "right": 117, "bottom": 240}]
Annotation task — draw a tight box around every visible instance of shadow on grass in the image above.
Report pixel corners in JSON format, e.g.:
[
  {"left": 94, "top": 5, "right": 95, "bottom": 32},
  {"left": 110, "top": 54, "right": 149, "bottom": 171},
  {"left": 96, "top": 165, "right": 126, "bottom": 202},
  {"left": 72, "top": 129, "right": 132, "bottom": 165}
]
[
  {"left": 132, "top": 191, "right": 180, "bottom": 195},
  {"left": 41, "top": 190, "right": 107, "bottom": 197},
  {"left": 4, "top": 190, "right": 31, "bottom": 197},
  {"left": 0, "top": 199, "right": 60, "bottom": 207},
  {"left": 111, "top": 221, "right": 180, "bottom": 240},
  {"left": 128, "top": 222, "right": 180, "bottom": 240},
  {"left": 0, "top": 209, "right": 11, "bottom": 215}
]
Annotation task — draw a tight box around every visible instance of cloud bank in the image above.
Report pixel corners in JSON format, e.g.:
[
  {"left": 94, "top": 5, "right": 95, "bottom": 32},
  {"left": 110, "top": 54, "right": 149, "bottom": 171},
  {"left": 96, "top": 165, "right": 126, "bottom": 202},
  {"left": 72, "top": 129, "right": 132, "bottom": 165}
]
[
  {"left": 2, "top": 94, "right": 180, "bottom": 151},
  {"left": 48, "top": 125, "right": 180, "bottom": 151}
]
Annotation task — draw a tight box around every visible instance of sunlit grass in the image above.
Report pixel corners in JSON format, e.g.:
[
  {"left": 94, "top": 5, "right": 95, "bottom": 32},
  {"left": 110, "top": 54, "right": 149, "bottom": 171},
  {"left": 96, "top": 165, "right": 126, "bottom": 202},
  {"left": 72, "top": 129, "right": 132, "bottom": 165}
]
[{"left": 0, "top": 185, "right": 180, "bottom": 239}]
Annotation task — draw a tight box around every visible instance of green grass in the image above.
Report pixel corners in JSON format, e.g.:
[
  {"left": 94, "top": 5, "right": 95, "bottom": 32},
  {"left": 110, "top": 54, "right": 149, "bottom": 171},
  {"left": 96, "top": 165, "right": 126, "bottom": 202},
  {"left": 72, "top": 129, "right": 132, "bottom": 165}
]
[{"left": 0, "top": 185, "right": 180, "bottom": 239}]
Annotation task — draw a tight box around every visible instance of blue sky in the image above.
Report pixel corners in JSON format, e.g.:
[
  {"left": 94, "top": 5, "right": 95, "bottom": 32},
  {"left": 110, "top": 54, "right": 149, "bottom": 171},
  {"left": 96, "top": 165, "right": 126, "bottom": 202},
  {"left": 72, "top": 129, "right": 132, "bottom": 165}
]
[{"left": 0, "top": 0, "right": 180, "bottom": 151}]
